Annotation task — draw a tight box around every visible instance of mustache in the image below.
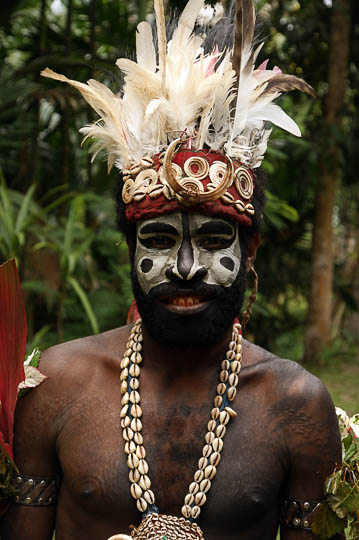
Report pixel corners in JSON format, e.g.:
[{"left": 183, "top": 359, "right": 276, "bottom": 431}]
[{"left": 146, "top": 281, "right": 223, "bottom": 300}]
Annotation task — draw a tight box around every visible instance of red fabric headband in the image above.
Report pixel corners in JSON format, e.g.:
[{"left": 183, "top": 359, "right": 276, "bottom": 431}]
[{"left": 124, "top": 149, "right": 255, "bottom": 226}]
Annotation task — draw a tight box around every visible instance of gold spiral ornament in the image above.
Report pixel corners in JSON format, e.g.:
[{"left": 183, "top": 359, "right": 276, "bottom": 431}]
[
  {"left": 209, "top": 161, "right": 231, "bottom": 187},
  {"left": 184, "top": 156, "right": 209, "bottom": 180},
  {"left": 164, "top": 138, "right": 233, "bottom": 205},
  {"left": 180, "top": 178, "right": 204, "bottom": 192},
  {"left": 234, "top": 167, "right": 254, "bottom": 200}
]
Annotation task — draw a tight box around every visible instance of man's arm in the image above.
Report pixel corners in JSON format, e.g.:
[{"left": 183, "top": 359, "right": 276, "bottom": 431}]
[
  {"left": 0, "top": 351, "right": 61, "bottom": 540},
  {"left": 278, "top": 370, "right": 342, "bottom": 540}
]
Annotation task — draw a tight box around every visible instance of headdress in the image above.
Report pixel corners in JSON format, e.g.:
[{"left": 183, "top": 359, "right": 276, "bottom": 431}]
[{"left": 41, "top": 0, "right": 314, "bottom": 226}]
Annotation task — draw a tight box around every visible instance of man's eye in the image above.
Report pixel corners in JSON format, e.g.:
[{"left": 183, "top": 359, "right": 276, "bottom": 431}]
[
  {"left": 200, "top": 237, "right": 233, "bottom": 250},
  {"left": 142, "top": 236, "right": 175, "bottom": 249}
]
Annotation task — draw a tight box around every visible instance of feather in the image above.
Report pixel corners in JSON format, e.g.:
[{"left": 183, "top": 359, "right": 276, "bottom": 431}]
[
  {"left": 171, "top": 0, "right": 205, "bottom": 50},
  {"left": 136, "top": 22, "right": 156, "bottom": 73},
  {"left": 257, "top": 74, "right": 316, "bottom": 98},
  {"left": 232, "top": 0, "right": 255, "bottom": 80},
  {"left": 42, "top": 68, "right": 117, "bottom": 119},
  {"left": 232, "top": 0, "right": 242, "bottom": 77},
  {"left": 230, "top": 0, "right": 256, "bottom": 146},
  {"left": 154, "top": 0, "right": 167, "bottom": 94},
  {"left": 41, "top": 0, "right": 314, "bottom": 172},
  {"left": 116, "top": 59, "right": 161, "bottom": 99},
  {"left": 42, "top": 68, "right": 130, "bottom": 168},
  {"left": 253, "top": 41, "right": 264, "bottom": 64},
  {"left": 248, "top": 102, "right": 301, "bottom": 136}
]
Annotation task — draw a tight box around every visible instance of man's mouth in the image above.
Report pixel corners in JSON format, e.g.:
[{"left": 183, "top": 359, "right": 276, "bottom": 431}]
[
  {"left": 159, "top": 294, "right": 215, "bottom": 312},
  {"left": 165, "top": 296, "right": 201, "bottom": 307}
]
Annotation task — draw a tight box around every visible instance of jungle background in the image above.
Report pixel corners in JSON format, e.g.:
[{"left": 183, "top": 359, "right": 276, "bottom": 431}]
[{"left": 0, "top": 0, "right": 357, "bottom": 412}]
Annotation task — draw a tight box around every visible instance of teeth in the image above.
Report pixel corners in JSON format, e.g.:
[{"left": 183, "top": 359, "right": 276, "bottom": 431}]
[{"left": 168, "top": 297, "right": 201, "bottom": 307}]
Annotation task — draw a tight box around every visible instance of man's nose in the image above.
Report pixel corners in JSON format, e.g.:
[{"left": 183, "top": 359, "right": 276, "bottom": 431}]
[{"left": 165, "top": 239, "right": 208, "bottom": 281}]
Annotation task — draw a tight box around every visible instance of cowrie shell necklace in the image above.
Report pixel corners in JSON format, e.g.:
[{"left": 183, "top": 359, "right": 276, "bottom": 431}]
[{"left": 113, "top": 319, "right": 242, "bottom": 540}]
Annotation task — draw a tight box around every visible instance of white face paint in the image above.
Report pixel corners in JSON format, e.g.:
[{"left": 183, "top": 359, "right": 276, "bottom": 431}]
[{"left": 135, "top": 211, "right": 241, "bottom": 295}]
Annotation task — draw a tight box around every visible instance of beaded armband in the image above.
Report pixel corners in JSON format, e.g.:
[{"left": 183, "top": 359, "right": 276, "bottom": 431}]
[
  {"left": 11, "top": 474, "right": 59, "bottom": 506},
  {"left": 280, "top": 499, "right": 322, "bottom": 530}
]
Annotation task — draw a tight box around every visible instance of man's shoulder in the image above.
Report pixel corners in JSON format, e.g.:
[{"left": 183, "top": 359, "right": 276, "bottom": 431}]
[
  {"left": 36, "top": 325, "right": 131, "bottom": 391},
  {"left": 242, "top": 339, "right": 332, "bottom": 409},
  {"left": 13, "top": 326, "right": 133, "bottom": 451}
]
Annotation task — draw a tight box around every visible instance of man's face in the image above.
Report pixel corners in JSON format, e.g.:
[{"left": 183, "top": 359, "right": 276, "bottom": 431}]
[
  {"left": 131, "top": 211, "right": 246, "bottom": 347},
  {"left": 135, "top": 211, "right": 241, "bottom": 295}
]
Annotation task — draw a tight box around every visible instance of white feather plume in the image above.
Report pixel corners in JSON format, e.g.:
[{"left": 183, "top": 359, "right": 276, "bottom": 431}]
[
  {"left": 41, "top": 0, "right": 313, "bottom": 170},
  {"left": 136, "top": 22, "right": 156, "bottom": 73}
]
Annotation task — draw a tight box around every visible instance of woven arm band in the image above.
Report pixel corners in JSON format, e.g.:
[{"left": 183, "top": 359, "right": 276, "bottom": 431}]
[
  {"left": 11, "top": 474, "right": 59, "bottom": 506},
  {"left": 280, "top": 499, "right": 322, "bottom": 530}
]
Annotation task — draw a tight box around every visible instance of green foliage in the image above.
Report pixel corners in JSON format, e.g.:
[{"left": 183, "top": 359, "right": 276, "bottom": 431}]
[
  {"left": 313, "top": 410, "right": 359, "bottom": 539},
  {"left": 0, "top": 447, "right": 18, "bottom": 500},
  {"left": 312, "top": 502, "right": 346, "bottom": 538},
  {"left": 313, "top": 463, "right": 359, "bottom": 539},
  {"left": 0, "top": 172, "right": 38, "bottom": 261}
]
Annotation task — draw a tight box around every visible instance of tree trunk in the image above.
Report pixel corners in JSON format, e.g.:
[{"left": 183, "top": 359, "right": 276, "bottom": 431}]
[{"left": 303, "top": 0, "right": 351, "bottom": 365}]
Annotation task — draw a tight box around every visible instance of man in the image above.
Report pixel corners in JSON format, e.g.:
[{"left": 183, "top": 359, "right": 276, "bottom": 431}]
[{"left": 0, "top": 1, "right": 341, "bottom": 539}]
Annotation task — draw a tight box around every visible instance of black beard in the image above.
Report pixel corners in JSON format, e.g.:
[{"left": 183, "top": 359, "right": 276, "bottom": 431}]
[{"left": 130, "top": 267, "right": 247, "bottom": 349}]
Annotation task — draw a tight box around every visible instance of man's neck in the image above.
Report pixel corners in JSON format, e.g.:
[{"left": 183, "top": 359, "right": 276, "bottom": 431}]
[{"left": 140, "top": 323, "right": 234, "bottom": 376}]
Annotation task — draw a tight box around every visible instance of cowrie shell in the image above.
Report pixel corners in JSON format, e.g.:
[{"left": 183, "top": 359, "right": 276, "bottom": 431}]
[
  {"left": 136, "top": 497, "right": 147, "bottom": 512},
  {"left": 129, "top": 468, "right": 140, "bottom": 483},
  {"left": 204, "top": 465, "right": 217, "bottom": 480},
  {"left": 127, "top": 454, "right": 139, "bottom": 469},
  {"left": 191, "top": 505, "right": 201, "bottom": 519},
  {"left": 181, "top": 504, "right": 191, "bottom": 518},
  {"left": 130, "top": 483, "right": 142, "bottom": 499},
  {"left": 138, "top": 459, "right": 149, "bottom": 475},
  {"left": 143, "top": 490, "right": 155, "bottom": 504},
  {"left": 195, "top": 491, "right": 207, "bottom": 506}
]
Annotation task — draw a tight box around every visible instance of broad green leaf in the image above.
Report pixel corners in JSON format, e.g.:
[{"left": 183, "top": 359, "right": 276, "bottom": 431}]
[
  {"left": 312, "top": 501, "right": 346, "bottom": 538},
  {"left": 329, "top": 483, "right": 359, "bottom": 518}
]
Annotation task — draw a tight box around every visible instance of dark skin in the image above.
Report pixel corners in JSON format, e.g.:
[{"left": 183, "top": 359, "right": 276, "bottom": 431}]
[{"left": 0, "top": 216, "right": 341, "bottom": 540}]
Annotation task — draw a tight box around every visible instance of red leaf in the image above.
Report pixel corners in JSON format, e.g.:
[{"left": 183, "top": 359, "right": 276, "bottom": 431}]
[{"left": 0, "top": 259, "right": 27, "bottom": 460}]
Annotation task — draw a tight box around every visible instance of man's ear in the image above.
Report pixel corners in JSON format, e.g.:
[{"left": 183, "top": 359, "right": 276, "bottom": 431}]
[{"left": 245, "top": 232, "right": 259, "bottom": 272}]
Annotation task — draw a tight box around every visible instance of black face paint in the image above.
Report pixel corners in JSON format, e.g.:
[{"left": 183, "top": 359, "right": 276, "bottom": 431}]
[
  {"left": 220, "top": 257, "right": 235, "bottom": 271},
  {"left": 174, "top": 212, "right": 194, "bottom": 280},
  {"left": 140, "top": 258, "right": 154, "bottom": 273},
  {"left": 131, "top": 264, "right": 247, "bottom": 349}
]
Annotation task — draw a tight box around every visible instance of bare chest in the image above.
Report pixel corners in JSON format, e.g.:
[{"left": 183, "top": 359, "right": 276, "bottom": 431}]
[{"left": 55, "top": 377, "right": 285, "bottom": 539}]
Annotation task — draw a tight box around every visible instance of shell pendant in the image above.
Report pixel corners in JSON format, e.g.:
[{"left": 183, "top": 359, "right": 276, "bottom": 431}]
[{"left": 107, "top": 513, "right": 204, "bottom": 540}]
